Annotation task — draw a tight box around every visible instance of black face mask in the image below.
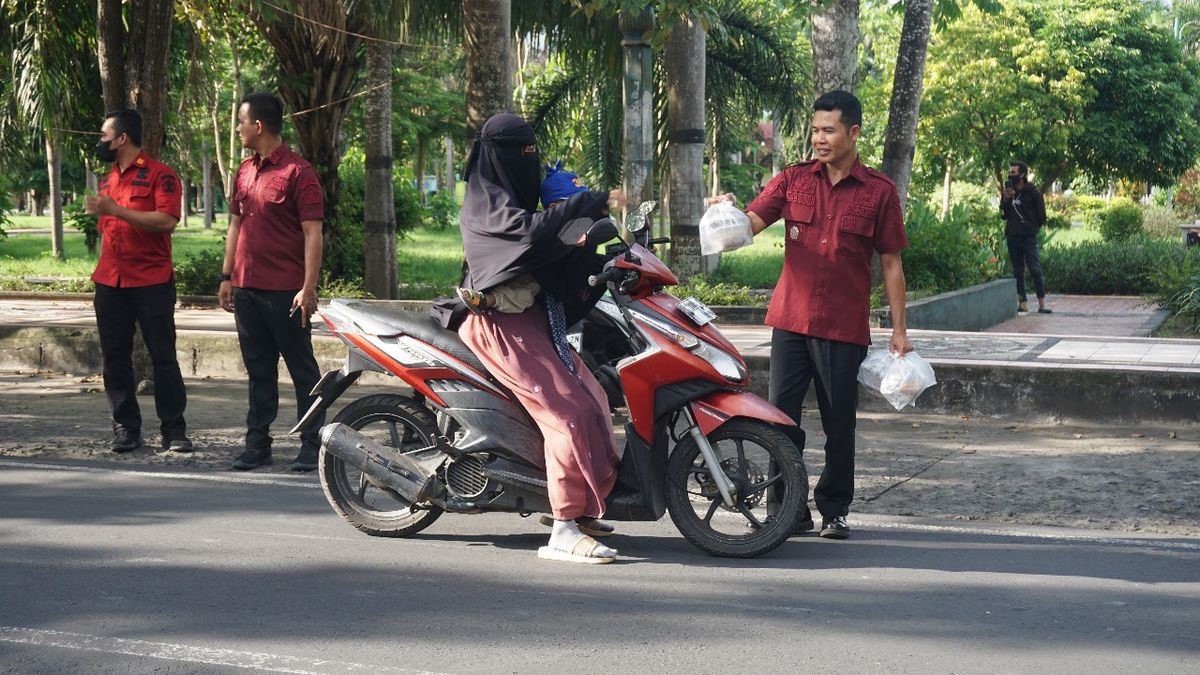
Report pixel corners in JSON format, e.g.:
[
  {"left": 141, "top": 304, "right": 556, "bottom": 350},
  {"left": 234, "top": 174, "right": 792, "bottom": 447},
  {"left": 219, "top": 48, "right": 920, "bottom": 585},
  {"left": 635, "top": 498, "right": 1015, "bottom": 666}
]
[{"left": 93, "top": 139, "right": 118, "bottom": 163}]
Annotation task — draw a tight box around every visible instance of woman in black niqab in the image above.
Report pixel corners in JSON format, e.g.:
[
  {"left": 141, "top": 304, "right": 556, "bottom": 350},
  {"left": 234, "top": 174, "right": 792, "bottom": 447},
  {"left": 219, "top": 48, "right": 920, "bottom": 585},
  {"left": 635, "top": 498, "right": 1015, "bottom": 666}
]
[
  {"left": 458, "top": 113, "right": 611, "bottom": 314},
  {"left": 454, "top": 113, "right": 624, "bottom": 564}
]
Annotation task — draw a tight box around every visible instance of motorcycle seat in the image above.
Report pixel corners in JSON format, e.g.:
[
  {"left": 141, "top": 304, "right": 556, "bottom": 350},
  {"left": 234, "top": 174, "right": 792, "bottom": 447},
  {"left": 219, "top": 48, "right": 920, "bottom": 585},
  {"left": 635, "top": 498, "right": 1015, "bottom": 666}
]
[{"left": 335, "top": 300, "right": 490, "bottom": 375}]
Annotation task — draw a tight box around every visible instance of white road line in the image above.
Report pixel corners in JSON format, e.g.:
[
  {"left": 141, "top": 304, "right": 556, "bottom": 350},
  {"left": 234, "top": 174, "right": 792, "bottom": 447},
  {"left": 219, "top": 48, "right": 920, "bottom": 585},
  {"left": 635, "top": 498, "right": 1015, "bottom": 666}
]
[
  {"left": 0, "top": 459, "right": 320, "bottom": 489},
  {"left": 0, "top": 626, "right": 450, "bottom": 674}
]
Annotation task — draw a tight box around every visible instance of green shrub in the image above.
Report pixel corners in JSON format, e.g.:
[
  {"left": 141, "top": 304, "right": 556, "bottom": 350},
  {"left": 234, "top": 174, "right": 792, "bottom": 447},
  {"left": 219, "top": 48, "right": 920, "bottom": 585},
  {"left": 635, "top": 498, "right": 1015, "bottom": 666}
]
[
  {"left": 1174, "top": 169, "right": 1200, "bottom": 220},
  {"left": 926, "top": 181, "right": 996, "bottom": 215},
  {"left": 1072, "top": 194, "right": 1108, "bottom": 228},
  {"left": 903, "top": 201, "right": 1002, "bottom": 294},
  {"left": 1142, "top": 206, "right": 1182, "bottom": 240},
  {"left": 174, "top": 247, "right": 225, "bottom": 296},
  {"left": 1151, "top": 254, "right": 1200, "bottom": 333},
  {"left": 1044, "top": 213, "right": 1070, "bottom": 230},
  {"left": 64, "top": 200, "right": 99, "bottom": 254},
  {"left": 424, "top": 190, "right": 458, "bottom": 229},
  {"left": 1098, "top": 199, "right": 1144, "bottom": 242},
  {"left": 674, "top": 277, "right": 764, "bottom": 306},
  {"left": 1041, "top": 238, "right": 1200, "bottom": 295}
]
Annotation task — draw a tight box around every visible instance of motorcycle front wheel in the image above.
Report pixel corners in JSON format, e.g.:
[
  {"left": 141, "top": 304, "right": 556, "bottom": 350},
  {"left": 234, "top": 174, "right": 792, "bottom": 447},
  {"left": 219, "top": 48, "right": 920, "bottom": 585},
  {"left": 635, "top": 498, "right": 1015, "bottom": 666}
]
[
  {"left": 665, "top": 418, "right": 807, "bottom": 558},
  {"left": 319, "top": 394, "right": 444, "bottom": 537}
]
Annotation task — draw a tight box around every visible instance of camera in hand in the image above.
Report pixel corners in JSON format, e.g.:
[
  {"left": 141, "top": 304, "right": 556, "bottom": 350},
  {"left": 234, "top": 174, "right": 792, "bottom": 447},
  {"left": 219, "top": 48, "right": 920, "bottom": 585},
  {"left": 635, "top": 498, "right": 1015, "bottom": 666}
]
[{"left": 1007, "top": 175, "right": 1021, "bottom": 190}]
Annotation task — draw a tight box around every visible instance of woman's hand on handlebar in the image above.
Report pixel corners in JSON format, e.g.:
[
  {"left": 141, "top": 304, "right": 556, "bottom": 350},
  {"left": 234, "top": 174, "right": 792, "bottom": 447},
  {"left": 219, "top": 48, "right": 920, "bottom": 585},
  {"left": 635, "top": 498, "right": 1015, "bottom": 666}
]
[{"left": 608, "top": 190, "right": 627, "bottom": 212}]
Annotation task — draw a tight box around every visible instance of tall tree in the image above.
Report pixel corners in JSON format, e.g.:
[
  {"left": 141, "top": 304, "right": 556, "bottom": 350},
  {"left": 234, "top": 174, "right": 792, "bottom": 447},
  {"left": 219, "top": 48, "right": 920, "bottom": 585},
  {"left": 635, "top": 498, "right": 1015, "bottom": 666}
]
[
  {"left": 879, "top": 0, "right": 932, "bottom": 203},
  {"left": 2, "top": 0, "right": 97, "bottom": 258},
  {"left": 666, "top": 14, "right": 706, "bottom": 280},
  {"left": 96, "top": 0, "right": 174, "bottom": 156},
  {"left": 811, "top": 0, "right": 860, "bottom": 96},
  {"left": 463, "top": 0, "right": 512, "bottom": 135},
  {"left": 362, "top": 0, "right": 403, "bottom": 299},
  {"left": 251, "top": 0, "right": 365, "bottom": 276}
]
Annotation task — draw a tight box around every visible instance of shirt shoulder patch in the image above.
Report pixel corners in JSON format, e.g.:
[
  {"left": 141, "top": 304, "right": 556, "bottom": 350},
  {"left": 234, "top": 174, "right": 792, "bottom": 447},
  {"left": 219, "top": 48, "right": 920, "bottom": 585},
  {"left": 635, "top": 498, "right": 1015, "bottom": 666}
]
[{"left": 301, "top": 182, "right": 323, "bottom": 207}]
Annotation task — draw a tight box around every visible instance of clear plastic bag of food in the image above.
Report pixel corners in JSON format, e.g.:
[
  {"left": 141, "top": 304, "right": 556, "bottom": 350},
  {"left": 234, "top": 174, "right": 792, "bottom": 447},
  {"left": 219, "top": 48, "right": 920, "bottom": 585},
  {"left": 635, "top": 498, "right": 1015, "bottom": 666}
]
[
  {"left": 858, "top": 350, "right": 937, "bottom": 411},
  {"left": 699, "top": 201, "right": 753, "bottom": 255}
]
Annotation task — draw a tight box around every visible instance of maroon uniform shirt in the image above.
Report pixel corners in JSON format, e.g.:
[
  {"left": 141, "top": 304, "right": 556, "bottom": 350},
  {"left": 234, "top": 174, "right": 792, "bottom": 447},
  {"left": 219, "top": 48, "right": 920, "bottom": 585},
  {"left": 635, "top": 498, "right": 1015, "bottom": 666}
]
[
  {"left": 91, "top": 152, "right": 182, "bottom": 288},
  {"left": 229, "top": 144, "right": 324, "bottom": 291},
  {"left": 746, "top": 159, "right": 907, "bottom": 346}
]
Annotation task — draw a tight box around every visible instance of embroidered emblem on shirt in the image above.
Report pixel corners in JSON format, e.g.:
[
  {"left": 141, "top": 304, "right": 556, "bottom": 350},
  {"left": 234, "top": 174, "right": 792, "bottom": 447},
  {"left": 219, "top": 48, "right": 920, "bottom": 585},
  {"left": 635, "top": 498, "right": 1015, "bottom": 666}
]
[
  {"left": 136, "top": 167, "right": 150, "bottom": 180},
  {"left": 847, "top": 184, "right": 880, "bottom": 218},
  {"left": 159, "top": 175, "right": 177, "bottom": 194},
  {"left": 301, "top": 183, "right": 322, "bottom": 206},
  {"left": 789, "top": 225, "right": 799, "bottom": 240},
  {"left": 266, "top": 176, "right": 290, "bottom": 193}
]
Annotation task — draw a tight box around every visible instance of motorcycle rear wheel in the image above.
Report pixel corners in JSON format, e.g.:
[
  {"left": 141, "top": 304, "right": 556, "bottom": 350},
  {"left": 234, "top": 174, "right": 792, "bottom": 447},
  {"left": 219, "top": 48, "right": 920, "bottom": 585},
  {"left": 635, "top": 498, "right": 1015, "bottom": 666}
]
[
  {"left": 665, "top": 418, "right": 807, "bottom": 558},
  {"left": 319, "top": 394, "right": 444, "bottom": 537}
]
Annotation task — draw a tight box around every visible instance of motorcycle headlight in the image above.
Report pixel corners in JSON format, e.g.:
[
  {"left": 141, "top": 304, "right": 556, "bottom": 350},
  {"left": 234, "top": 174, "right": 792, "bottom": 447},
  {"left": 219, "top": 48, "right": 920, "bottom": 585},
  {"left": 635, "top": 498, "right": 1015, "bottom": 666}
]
[
  {"left": 693, "top": 339, "right": 747, "bottom": 383},
  {"left": 630, "top": 308, "right": 745, "bottom": 382}
]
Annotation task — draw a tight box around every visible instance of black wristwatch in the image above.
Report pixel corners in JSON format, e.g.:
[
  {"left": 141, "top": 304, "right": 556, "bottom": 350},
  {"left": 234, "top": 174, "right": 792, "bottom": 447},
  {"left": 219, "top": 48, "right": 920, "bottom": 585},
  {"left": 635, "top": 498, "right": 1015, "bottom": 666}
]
[{"left": 216, "top": 273, "right": 232, "bottom": 282}]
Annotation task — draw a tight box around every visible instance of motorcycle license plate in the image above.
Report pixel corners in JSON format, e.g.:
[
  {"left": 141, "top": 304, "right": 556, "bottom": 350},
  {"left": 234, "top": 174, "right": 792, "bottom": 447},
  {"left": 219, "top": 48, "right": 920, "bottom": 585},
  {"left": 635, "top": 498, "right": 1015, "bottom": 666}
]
[{"left": 677, "top": 297, "right": 717, "bottom": 327}]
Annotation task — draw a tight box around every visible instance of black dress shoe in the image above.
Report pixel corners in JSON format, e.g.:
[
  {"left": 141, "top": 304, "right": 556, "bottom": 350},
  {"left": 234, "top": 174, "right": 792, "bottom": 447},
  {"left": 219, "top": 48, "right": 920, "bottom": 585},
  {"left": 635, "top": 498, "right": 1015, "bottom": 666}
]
[
  {"left": 111, "top": 431, "right": 142, "bottom": 453},
  {"left": 820, "top": 516, "right": 851, "bottom": 540},
  {"left": 232, "top": 447, "right": 272, "bottom": 470},
  {"left": 165, "top": 436, "right": 194, "bottom": 453},
  {"left": 289, "top": 447, "right": 318, "bottom": 472}
]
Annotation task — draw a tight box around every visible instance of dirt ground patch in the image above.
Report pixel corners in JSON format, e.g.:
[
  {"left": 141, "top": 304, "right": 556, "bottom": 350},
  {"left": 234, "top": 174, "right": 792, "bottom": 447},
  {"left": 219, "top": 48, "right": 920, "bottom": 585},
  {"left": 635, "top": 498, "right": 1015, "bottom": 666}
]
[{"left": 2, "top": 372, "right": 1198, "bottom": 536}]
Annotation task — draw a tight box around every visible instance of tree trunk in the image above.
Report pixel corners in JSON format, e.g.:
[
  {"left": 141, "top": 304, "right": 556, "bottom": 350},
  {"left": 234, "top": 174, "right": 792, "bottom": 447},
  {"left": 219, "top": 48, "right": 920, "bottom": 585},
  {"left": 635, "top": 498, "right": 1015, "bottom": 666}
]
[
  {"left": 709, "top": 116, "right": 721, "bottom": 197},
  {"left": 181, "top": 181, "right": 189, "bottom": 228},
  {"left": 415, "top": 135, "right": 427, "bottom": 203},
  {"left": 363, "top": 40, "right": 398, "bottom": 300},
  {"left": 444, "top": 136, "right": 455, "bottom": 196},
  {"left": 202, "top": 144, "right": 213, "bottom": 229},
  {"left": 46, "top": 138, "right": 64, "bottom": 259},
  {"left": 666, "top": 15, "right": 706, "bottom": 281},
  {"left": 879, "top": 0, "right": 933, "bottom": 205},
  {"left": 772, "top": 110, "right": 782, "bottom": 176},
  {"left": 941, "top": 158, "right": 952, "bottom": 219},
  {"left": 811, "top": 0, "right": 860, "bottom": 96},
  {"left": 97, "top": 0, "right": 125, "bottom": 112},
  {"left": 124, "top": 0, "right": 174, "bottom": 156},
  {"left": 255, "top": 6, "right": 364, "bottom": 270},
  {"left": 620, "top": 7, "right": 655, "bottom": 227},
  {"left": 463, "top": 0, "right": 513, "bottom": 136}
]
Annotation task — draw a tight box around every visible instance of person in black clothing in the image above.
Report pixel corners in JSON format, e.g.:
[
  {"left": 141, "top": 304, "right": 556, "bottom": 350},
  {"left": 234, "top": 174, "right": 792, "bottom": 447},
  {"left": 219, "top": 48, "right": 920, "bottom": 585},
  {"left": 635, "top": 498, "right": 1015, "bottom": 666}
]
[{"left": 1000, "top": 161, "right": 1051, "bottom": 314}]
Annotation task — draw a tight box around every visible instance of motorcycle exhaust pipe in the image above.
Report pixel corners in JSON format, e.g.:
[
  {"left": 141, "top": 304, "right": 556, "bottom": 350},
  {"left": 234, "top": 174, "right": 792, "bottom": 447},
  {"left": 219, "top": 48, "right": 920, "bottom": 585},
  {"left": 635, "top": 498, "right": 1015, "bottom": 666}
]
[{"left": 319, "top": 423, "right": 435, "bottom": 503}]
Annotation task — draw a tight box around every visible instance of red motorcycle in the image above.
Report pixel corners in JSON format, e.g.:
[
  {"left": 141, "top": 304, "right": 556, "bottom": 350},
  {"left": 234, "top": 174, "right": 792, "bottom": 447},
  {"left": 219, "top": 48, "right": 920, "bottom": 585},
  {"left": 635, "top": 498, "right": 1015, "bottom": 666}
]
[{"left": 296, "top": 214, "right": 806, "bottom": 557}]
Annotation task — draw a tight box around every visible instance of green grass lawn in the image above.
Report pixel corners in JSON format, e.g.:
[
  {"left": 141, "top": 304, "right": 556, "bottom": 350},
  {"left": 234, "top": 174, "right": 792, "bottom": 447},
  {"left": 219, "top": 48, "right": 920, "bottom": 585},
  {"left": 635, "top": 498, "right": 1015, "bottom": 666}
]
[
  {"left": 1044, "top": 226, "right": 1101, "bottom": 249},
  {"left": 0, "top": 228, "right": 225, "bottom": 279}
]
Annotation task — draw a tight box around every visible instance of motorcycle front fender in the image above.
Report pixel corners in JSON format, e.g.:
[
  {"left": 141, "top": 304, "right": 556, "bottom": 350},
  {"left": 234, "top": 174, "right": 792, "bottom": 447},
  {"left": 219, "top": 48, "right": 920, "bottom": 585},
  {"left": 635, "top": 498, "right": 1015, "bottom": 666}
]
[{"left": 686, "top": 390, "right": 796, "bottom": 437}]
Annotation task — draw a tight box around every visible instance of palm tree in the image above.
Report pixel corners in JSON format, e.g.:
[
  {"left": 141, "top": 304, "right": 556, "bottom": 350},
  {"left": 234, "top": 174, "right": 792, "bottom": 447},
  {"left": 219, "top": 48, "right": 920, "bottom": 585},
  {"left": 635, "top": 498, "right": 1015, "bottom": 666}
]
[
  {"left": 879, "top": 0, "right": 933, "bottom": 204},
  {"left": 1, "top": 0, "right": 97, "bottom": 259},
  {"left": 463, "top": 0, "right": 513, "bottom": 135}
]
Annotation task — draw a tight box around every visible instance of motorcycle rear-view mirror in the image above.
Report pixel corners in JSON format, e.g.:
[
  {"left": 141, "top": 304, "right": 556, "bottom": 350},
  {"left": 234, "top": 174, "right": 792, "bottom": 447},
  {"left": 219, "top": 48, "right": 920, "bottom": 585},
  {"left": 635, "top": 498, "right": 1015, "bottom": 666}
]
[
  {"left": 585, "top": 218, "right": 620, "bottom": 246},
  {"left": 625, "top": 201, "right": 655, "bottom": 233}
]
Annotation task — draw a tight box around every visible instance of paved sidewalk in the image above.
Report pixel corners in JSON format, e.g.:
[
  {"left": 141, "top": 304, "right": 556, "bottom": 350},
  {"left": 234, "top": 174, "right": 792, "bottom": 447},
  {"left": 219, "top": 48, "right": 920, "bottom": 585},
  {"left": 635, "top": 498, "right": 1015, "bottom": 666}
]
[{"left": 3, "top": 295, "right": 1199, "bottom": 374}]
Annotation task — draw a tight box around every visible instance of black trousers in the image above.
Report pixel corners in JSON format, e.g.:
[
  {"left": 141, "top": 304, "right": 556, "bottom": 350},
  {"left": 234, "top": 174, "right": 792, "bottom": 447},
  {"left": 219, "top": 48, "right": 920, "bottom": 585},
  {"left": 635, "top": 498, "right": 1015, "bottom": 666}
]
[
  {"left": 94, "top": 281, "right": 187, "bottom": 443},
  {"left": 232, "top": 288, "right": 323, "bottom": 453},
  {"left": 768, "top": 329, "right": 867, "bottom": 520},
  {"left": 1007, "top": 234, "right": 1046, "bottom": 300}
]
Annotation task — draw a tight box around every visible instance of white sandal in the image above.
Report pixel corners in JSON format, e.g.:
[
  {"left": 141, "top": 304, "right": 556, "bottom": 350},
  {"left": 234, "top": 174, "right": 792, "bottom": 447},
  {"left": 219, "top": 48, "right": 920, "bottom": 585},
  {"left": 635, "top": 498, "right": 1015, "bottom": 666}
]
[{"left": 537, "top": 535, "right": 617, "bottom": 564}]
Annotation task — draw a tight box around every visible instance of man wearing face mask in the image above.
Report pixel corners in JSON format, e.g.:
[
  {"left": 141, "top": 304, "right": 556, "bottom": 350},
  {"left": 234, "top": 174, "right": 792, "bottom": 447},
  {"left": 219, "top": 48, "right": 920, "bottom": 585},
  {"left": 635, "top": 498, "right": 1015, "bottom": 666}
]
[
  {"left": 1000, "top": 161, "right": 1051, "bottom": 314},
  {"left": 85, "top": 109, "right": 191, "bottom": 454}
]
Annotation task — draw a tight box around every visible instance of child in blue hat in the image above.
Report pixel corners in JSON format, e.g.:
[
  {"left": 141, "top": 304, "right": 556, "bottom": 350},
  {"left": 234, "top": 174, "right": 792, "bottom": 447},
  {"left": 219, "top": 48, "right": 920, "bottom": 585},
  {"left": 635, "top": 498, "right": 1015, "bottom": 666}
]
[{"left": 540, "top": 161, "right": 589, "bottom": 209}]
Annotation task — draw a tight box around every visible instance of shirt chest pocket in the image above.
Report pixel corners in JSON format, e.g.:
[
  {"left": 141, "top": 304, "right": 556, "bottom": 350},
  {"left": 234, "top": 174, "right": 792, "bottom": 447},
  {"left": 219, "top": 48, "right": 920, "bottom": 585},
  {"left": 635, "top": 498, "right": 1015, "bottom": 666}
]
[
  {"left": 781, "top": 201, "right": 814, "bottom": 247},
  {"left": 127, "top": 184, "right": 153, "bottom": 207},
  {"left": 837, "top": 214, "right": 876, "bottom": 257}
]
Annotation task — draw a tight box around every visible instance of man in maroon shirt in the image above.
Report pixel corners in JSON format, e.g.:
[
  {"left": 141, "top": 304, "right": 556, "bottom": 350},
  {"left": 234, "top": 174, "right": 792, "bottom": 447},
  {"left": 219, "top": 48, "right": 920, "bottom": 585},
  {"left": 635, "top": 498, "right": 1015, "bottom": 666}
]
[
  {"left": 85, "top": 108, "right": 191, "bottom": 454},
  {"left": 217, "top": 93, "right": 325, "bottom": 471},
  {"left": 719, "top": 91, "right": 912, "bottom": 540}
]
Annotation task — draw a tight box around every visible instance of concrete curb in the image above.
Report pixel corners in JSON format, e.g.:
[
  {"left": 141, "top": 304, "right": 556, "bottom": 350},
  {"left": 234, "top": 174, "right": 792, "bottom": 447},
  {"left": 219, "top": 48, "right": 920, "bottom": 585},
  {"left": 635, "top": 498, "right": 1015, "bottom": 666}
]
[{"left": 4, "top": 325, "right": 1198, "bottom": 423}]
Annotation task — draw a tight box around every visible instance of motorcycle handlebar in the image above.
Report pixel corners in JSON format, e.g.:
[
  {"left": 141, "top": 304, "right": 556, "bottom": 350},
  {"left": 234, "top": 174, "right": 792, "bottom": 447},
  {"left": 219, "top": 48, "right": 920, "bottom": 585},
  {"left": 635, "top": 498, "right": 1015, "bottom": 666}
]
[{"left": 588, "top": 266, "right": 626, "bottom": 288}]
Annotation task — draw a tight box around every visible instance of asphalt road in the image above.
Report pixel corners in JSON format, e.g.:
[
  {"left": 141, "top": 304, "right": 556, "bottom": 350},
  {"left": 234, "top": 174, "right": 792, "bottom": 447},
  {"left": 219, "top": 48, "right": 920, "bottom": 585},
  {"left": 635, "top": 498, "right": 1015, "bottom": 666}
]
[{"left": 1, "top": 459, "right": 1198, "bottom": 674}]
